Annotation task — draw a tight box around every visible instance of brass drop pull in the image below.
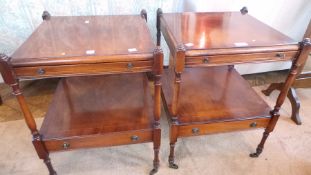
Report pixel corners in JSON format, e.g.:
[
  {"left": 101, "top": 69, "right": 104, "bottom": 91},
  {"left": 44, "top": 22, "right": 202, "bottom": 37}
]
[
  {"left": 131, "top": 135, "right": 139, "bottom": 142},
  {"left": 37, "top": 68, "right": 46, "bottom": 75},
  {"left": 275, "top": 53, "right": 285, "bottom": 59},
  {"left": 250, "top": 122, "right": 257, "bottom": 128},
  {"left": 192, "top": 128, "right": 200, "bottom": 135},
  {"left": 127, "top": 62, "right": 134, "bottom": 70},
  {"left": 63, "top": 142, "right": 70, "bottom": 149},
  {"left": 203, "top": 57, "right": 209, "bottom": 64}
]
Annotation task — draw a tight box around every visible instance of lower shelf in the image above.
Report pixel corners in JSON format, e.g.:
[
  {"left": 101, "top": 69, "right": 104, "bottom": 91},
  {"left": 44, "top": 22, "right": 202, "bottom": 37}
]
[
  {"left": 162, "top": 66, "right": 272, "bottom": 133},
  {"left": 40, "top": 73, "right": 154, "bottom": 151}
]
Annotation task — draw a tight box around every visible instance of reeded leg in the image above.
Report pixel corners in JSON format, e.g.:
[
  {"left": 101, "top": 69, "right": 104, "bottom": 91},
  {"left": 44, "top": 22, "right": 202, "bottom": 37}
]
[
  {"left": 262, "top": 83, "right": 282, "bottom": 96},
  {"left": 168, "top": 124, "right": 178, "bottom": 169},
  {"left": 287, "top": 88, "right": 302, "bottom": 125},
  {"left": 250, "top": 131, "right": 270, "bottom": 158}
]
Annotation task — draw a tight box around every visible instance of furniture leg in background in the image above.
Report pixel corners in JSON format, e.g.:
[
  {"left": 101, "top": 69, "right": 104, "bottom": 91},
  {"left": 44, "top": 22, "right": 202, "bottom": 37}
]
[{"left": 263, "top": 20, "right": 311, "bottom": 125}]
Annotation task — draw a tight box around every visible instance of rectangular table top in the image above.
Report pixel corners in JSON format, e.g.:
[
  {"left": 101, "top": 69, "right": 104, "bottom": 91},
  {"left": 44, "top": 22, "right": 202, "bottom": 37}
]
[
  {"left": 11, "top": 15, "right": 155, "bottom": 67},
  {"left": 161, "top": 12, "right": 299, "bottom": 54}
]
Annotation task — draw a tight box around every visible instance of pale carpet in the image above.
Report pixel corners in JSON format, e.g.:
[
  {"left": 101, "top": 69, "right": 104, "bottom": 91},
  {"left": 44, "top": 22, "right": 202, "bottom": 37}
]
[{"left": 0, "top": 86, "right": 311, "bottom": 175}]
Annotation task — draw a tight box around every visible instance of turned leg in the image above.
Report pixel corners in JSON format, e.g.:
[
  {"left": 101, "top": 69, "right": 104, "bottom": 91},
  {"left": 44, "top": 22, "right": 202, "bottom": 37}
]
[
  {"left": 250, "top": 130, "right": 271, "bottom": 157},
  {"left": 150, "top": 48, "right": 163, "bottom": 175},
  {"left": 262, "top": 83, "right": 283, "bottom": 96},
  {"left": 168, "top": 124, "right": 178, "bottom": 169},
  {"left": 287, "top": 88, "right": 302, "bottom": 125},
  {"left": 150, "top": 128, "right": 161, "bottom": 175},
  {"left": 44, "top": 157, "right": 57, "bottom": 175},
  {"left": 1, "top": 54, "right": 57, "bottom": 174},
  {"left": 250, "top": 109, "right": 280, "bottom": 158},
  {"left": 33, "top": 133, "right": 57, "bottom": 175}
]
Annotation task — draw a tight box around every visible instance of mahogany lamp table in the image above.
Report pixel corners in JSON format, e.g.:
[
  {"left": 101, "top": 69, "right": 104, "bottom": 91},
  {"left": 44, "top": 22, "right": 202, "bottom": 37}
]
[
  {"left": 0, "top": 10, "right": 163, "bottom": 175},
  {"left": 156, "top": 9, "right": 311, "bottom": 169}
]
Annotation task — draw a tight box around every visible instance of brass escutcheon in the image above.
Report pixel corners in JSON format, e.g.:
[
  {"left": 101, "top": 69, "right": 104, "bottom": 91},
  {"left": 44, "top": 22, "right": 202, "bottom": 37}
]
[
  {"left": 127, "top": 62, "right": 134, "bottom": 69},
  {"left": 37, "top": 68, "right": 46, "bottom": 75},
  {"left": 131, "top": 135, "right": 139, "bottom": 141},
  {"left": 275, "top": 53, "right": 285, "bottom": 59},
  {"left": 203, "top": 57, "right": 209, "bottom": 64},
  {"left": 250, "top": 122, "right": 257, "bottom": 128},
  {"left": 192, "top": 128, "right": 200, "bottom": 134},
  {"left": 63, "top": 142, "right": 70, "bottom": 149}
]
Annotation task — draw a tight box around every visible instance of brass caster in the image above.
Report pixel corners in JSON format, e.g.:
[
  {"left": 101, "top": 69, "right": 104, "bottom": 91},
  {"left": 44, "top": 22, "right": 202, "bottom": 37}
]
[
  {"left": 149, "top": 168, "right": 158, "bottom": 175},
  {"left": 249, "top": 152, "right": 259, "bottom": 158},
  {"left": 169, "top": 162, "right": 178, "bottom": 169}
]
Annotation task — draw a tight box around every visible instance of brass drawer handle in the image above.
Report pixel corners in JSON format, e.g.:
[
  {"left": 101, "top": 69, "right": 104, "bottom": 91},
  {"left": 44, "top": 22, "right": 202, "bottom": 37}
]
[
  {"left": 250, "top": 122, "right": 257, "bottom": 128},
  {"left": 275, "top": 53, "right": 285, "bottom": 59},
  {"left": 37, "top": 68, "right": 46, "bottom": 75},
  {"left": 192, "top": 128, "right": 200, "bottom": 135},
  {"left": 203, "top": 57, "right": 209, "bottom": 64},
  {"left": 63, "top": 142, "right": 70, "bottom": 149},
  {"left": 127, "top": 62, "right": 134, "bottom": 69},
  {"left": 131, "top": 135, "right": 139, "bottom": 142}
]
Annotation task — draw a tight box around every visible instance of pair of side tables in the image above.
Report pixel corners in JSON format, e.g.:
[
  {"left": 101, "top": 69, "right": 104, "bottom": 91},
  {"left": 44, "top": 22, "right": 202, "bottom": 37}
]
[{"left": 0, "top": 9, "right": 310, "bottom": 175}]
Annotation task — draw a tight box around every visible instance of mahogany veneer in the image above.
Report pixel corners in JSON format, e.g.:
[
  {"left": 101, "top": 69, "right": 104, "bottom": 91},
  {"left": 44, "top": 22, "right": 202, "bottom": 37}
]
[
  {"left": 162, "top": 67, "right": 271, "bottom": 125},
  {"left": 40, "top": 74, "right": 154, "bottom": 151},
  {"left": 0, "top": 10, "right": 163, "bottom": 175},
  {"left": 157, "top": 9, "right": 311, "bottom": 169}
]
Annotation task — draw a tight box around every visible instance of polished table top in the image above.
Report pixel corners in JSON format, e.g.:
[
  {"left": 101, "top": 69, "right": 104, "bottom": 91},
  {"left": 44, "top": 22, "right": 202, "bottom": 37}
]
[
  {"left": 11, "top": 15, "right": 155, "bottom": 67},
  {"left": 161, "top": 12, "right": 298, "bottom": 52}
]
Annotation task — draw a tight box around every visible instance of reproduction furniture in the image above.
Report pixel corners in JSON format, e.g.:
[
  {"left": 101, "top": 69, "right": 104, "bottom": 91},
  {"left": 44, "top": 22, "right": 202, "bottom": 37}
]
[
  {"left": 262, "top": 20, "right": 311, "bottom": 125},
  {"left": 0, "top": 10, "right": 163, "bottom": 175},
  {"left": 157, "top": 8, "right": 311, "bottom": 169}
]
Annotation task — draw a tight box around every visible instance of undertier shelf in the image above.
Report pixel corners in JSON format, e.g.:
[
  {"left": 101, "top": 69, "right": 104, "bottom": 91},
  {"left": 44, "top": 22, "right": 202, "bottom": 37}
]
[
  {"left": 40, "top": 73, "right": 154, "bottom": 141},
  {"left": 162, "top": 66, "right": 272, "bottom": 125}
]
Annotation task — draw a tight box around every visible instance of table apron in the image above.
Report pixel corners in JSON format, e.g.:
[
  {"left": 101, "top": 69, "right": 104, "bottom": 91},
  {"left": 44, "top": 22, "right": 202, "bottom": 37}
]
[
  {"left": 43, "top": 129, "right": 154, "bottom": 152},
  {"left": 185, "top": 51, "right": 298, "bottom": 67},
  {"left": 177, "top": 117, "right": 270, "bottom": 137},
  {"left": 13, "top": 60, "right": 154, "bottom": 78}
]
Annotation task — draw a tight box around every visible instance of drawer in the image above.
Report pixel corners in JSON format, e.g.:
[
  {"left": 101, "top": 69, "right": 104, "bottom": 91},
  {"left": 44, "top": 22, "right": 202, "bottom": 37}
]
[
  {"left": 14, "top": 60, "right": 153, "bottom": 78},
  {"left": 43, "top": 129, "right": 153, "bottom": 152},
  {"left": 178, "top": 118, "right": 270, "bottom": 137},
  {"left": 185, "top": 51, "right": 298, "bottom": 67}
]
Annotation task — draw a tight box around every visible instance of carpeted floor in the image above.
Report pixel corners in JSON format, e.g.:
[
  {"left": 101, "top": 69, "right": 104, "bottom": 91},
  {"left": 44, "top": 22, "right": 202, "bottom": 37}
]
[{"left": 0, "top": 73, "right": 311, "bottom": 175}]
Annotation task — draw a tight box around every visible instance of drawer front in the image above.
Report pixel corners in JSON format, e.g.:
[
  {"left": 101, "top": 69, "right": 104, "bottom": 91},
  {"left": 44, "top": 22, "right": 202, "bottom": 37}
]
[
  {"left": 185, "top": 51, "right": 297, "bottom": 67},
  {"left": 178, "top": 118, "right": 270, "bottom": 137},
  {"left": 43, "top": 129, "right": 153, "bottom": 152},
  {"left": 14, "top": 60, "right": 153, "bottom": 78}
]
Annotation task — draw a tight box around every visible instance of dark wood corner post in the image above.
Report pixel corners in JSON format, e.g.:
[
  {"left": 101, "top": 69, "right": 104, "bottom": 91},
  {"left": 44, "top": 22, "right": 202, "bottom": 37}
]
[
  {"left": 156, "top": 8, "right": 163, "bottom": 46},
  {"left": 168, "top": 44, "right": 185, "bottom": 169},
  {"left": 150, "top": 47, "right": 163, "bottom": 175},
  {"left": 0, "top": 54, "right": 56, "bottom": 175},
  {"left": 251, "top": 38, "right": 311, "bottom": 158}
]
